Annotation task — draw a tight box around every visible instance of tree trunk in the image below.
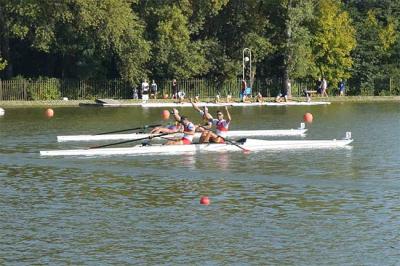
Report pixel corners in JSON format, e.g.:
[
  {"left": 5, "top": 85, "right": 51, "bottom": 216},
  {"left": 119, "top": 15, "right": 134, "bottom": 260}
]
[
  {"left": 283, "top": 66, "right": 291, "bottom": 97},
  {"left": 283, "top": 0, "right": 292, "bottom": 97}
]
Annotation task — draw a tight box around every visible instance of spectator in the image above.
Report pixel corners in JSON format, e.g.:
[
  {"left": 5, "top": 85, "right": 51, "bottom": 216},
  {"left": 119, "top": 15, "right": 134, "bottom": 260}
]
[
  {"left": 132, "top": 87, "right": 138, "bottom": 99},
  {"left": 316, "top": 78, "right": 322, "bottom": 94},
  {"left": 240, "top": 79, "right": 247, "bottom": 102},
  {"left": 275, "top": 91, "right": 288, "bottom": 102},
  {"left": 303, "top": 89, "right": 312, "bottom": 102},
  {"left": 137, "top": 84, "right": 143, "bottom": 99},
  {"left": 177, "top": 90, "right": 185, "bottom": 102},
  {"left": 226, "top": 93, "right": 232, "bottom": 103},
  {"left": 172, "top": 79, "right": 178, "bottom": 99},
  {"left": 215, "top": 94, "right": 220, "bottom": 103},
  {"left": 276, "top": 81, "right": 290, "bottom": 102},
  {"left": 321, "top": 78, "right": 328, "bottom": 97},
  {"left": 255, "top": 92, "right": 264, "bottom": 103},
  {"left": 150, "top": 80, "right": 158, "bottom": 99},
  {"left": 338, "top": 80, "right": 345, "bottom": 96},
  {"left": 141, "top": 79, "right": 149, "bottom": 100}
]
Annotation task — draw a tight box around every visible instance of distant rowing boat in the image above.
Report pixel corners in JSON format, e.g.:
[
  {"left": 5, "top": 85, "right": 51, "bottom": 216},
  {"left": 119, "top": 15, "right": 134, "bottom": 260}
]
[
  {"left": 79, "top": 101, "right": 331, "bottom": 108},
  {"left": 41, "top": 134, "right": 353, "bottom": 157},
  {"left": 57, "top": 123, "right": 307, "bottom": 142},
  {"left": 141, "top": 101, "right": 331, "bottom": 108}
]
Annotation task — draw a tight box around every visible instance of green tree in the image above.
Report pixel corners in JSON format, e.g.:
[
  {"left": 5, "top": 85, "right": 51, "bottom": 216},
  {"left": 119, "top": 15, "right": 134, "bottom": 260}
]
[
  {"left": 262, "top": 0, "right": 316, "bottom": 96},
  {"left": 312, "top": 0, "right": 356, "bottom": 87},
  {"left": 151, "top": 5, "right": 211, "bottom": 78},
  {"left": 203, "top": 0, "right": 273, "bottom": 85},
  {"left": 0, "top": 0, "right": 150, "bottom": 84},
  {"left": 346, "top": 0, "right": 399, "bottom": 94},
  {"left": 137, "top": 0, "right": 231, "bottom": 80}
]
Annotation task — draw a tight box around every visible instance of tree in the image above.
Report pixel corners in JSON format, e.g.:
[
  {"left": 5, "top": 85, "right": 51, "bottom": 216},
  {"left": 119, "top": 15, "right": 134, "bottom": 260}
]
[
  {"left": 345, "top": 0, "right": 399, "bottom": 94},
  {"left": 312, "top": 0, "right": 356, "bottom": 87},
  {"left": 264, "top": 0, "right": 316, "bottom": 96},
  {"left": 203, "top": 0, "right": 273, "bottom": 85},
  {"left": 151, "top": 5, "right": 211, "bottom": 78},
  {"left": 0, "top": 0, "right": 150, "bottom": 84}
]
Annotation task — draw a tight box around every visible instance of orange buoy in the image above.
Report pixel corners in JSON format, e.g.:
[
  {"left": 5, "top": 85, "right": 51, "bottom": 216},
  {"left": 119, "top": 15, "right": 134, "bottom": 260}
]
[
  {"left": 161, "top": 110, "right": 170, "bottom": 120},
  {"left": 303, "top": 112, "right": 313, "bottom": 123},
  {"left": 200, "top": 196, "right": 210, "bottom": 205},
  {"left": 45, "top": 108, "right": 54, "bottom": 118}
]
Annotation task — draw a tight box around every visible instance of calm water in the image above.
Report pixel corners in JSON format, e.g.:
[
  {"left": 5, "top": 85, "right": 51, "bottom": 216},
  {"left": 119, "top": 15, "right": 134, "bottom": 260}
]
[{"left": 0, "top": 103, "right": 399, "bottom": 265}]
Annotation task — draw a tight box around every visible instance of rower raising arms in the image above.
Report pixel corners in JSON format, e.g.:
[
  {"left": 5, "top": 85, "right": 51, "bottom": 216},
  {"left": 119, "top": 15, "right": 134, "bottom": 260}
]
[
  {"left": 166, "top": 108, "right": 196, "bottom": 145},
  {"left": 190, "top": 98, "right": 212, "bottom": 132},
  {"left": 201, "top": 106, "right": 231, "bottom": 143}
]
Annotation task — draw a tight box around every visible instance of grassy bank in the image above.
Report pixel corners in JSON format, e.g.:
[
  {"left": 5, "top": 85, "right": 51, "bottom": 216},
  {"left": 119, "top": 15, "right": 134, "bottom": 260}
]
[{"left": 0, "top": 96, "right": 399, "bottom": 108}]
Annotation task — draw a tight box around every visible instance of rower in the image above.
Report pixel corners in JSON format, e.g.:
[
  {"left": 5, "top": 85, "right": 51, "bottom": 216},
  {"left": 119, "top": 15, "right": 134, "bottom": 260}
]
[
  {"left": 165, "top": 108, "right": 196, "bottom": 145},
  {"left": 190, "top": 98, "right": 212, "bottom": 132},
  {"left": 150, "top": 120, "right": 181, "bottom": 134},
  {"left": 200, "top": 106, "right": 231, "bottom": 143}
]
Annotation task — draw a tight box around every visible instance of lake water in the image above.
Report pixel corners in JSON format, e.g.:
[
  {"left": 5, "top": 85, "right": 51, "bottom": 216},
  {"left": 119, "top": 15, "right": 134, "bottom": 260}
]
[{"left": 0, "top": 102, "right": 399, "bottom": 265}]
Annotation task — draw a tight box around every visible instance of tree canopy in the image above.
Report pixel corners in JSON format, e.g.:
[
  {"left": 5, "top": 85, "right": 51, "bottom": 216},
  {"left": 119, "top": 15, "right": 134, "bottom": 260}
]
[{"left": 1, "top": 0, "right": 399, "bottom": 94}]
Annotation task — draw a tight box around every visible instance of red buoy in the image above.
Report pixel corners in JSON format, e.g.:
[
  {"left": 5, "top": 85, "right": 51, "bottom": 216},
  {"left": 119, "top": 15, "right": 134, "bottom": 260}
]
[
  {"left": 161, "top": 109, "right": 170, "bottom": 120},
  {"left": 303, "top": 112, "right": 313, "bottom": 123},
  {"left": 200, "top": 196, "right": 210, "bottom": 205},
  {"left": 45, "top": 108, "right": 54, "bottom": 118}
]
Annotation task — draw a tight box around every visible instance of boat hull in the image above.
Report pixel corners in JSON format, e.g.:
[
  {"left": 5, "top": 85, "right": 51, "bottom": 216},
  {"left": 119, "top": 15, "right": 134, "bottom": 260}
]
[
  {"left": 57, "top": 128, "right": 307, "bottom": 142},
  {"left": 140, "top": 101, "right": 330, "bottom": 108},
  {"left": 40, "top": 138, "right": 353, "bottom": 157}
]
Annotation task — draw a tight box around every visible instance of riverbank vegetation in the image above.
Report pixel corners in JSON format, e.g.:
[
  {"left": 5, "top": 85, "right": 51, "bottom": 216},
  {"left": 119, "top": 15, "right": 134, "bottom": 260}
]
[{"left": 0, "top": 1, "right": 399, "bottom": 97}]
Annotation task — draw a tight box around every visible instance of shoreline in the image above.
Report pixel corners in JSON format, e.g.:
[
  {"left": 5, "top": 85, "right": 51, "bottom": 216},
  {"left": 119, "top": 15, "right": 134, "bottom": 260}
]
[{"left": 0, "top": 96, "right": 399, "bottom": 108}]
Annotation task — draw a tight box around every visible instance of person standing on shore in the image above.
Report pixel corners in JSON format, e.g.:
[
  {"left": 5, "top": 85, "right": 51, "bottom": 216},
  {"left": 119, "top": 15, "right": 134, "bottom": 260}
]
[
  {"left": 171, "top": 79, "right": 178, "bottom": 99},
  {"left": 338, "top": 80, "right": 345, "bottom": 96},
  {"left": 141, "top": 79, "right": 149, "bottom": 100},
  {"left": 150, "top": 80, "right": 158, "bottom": 99},
  {"left": 321, "top": 78, "right": 328, "bottom": 97}
]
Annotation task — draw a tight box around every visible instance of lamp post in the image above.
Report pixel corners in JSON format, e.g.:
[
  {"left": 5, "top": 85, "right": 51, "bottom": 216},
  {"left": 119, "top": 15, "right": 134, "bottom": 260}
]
[{"left": 242, "top": 48, "right": 252, "bottom": 86}]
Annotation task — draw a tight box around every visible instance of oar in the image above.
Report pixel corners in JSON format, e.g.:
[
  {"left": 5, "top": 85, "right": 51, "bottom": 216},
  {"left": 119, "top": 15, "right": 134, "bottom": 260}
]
[
  {"left": 198, "top": 125, "right": 250, "bottom": 153},
  {"left": 96, "top": 124, "right": 161, "bottom": 135},
  {"left": 220, "top": 136, "right": 250, "bottom": 153},
  {"left": 90, "top": 132, "right": 173, "bottom": 149}
]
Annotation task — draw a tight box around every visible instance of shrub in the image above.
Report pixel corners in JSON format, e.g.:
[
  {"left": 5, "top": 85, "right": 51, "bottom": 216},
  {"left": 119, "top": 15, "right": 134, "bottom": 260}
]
[{"left": 27, "top": 77, "right": 61, "bottom": 100}]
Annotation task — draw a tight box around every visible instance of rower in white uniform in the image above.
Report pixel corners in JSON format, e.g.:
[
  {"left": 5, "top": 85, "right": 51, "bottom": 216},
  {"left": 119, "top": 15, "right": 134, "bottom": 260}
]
[
  {"left": 165, "top": 108, "right": 196, "bottom": 145},
  {"left": 200, "top": 106, "right": 231, "bottom": 143},
  {"left": 190, "top": 98, "right": 212, "bottom": 133}
]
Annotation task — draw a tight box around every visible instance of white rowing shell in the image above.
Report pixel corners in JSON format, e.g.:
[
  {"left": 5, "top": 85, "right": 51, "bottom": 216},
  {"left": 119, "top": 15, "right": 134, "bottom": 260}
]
[
  {"left": 57, "top": 123, "right": 307, "bottom": 142},
  {"left": 41, "top": 137, "right": 353, "bottom": 157}
]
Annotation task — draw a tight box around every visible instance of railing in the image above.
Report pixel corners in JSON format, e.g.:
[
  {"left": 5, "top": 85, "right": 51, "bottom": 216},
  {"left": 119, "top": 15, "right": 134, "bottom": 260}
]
[
  {"left": 0, "top": 78, "right": 280, "bottom": 101},
  {"left": 0, "top": 77, "right": 398, "bottom": 101}
]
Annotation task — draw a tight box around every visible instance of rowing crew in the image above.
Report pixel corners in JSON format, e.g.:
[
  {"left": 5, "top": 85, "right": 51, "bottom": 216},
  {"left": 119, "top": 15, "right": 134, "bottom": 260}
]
[{"left": 149, "top": 100, "right": 231, "bottom": 145}]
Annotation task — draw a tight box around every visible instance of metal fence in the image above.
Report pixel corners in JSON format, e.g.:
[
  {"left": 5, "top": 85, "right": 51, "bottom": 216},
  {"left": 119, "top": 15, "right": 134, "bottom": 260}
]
[
  {"left": 0, "top": 77, "right": 398, "bottom": 101},
  {"left": 0, "top": 79, "right": 133, "bottom": 101},
  {"left": 0, "top": 78, "right": 283, "bottom": 101}
]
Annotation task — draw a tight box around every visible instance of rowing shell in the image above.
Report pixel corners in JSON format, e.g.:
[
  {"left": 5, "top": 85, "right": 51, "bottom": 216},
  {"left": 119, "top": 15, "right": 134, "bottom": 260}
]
[
  {"left": 57, "top": 123, "right": 307, "bottom": 142},
  {"left": 41, "top": 136, "right": 353, "bottom": 157},
  {"left": 140, "top": 102, "right": 331, "bottom": 108}
]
